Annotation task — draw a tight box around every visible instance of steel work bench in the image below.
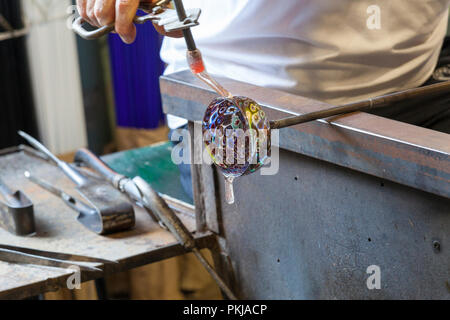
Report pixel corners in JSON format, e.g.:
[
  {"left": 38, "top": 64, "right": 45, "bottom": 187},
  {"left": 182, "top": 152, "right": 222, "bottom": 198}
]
[
  {"left": 0, "top": 143, "right": 218, "bottom": 299},
  {"left": 160, "top": 71, "right": 450, "bottom": 299}
]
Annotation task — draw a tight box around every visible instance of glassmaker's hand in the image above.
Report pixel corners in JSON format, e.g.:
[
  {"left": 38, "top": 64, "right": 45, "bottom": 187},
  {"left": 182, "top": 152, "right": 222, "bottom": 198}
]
[
  {"left": 77, "top": 0, "right": 140, "bottom": 44},
  {"left": 76, "top": 0, "right": 183, "bottom": 43}
]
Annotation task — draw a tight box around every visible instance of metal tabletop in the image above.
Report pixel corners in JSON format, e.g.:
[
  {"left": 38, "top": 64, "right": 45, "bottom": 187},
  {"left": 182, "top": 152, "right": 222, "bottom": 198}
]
[{"left": 0, "top": 144, "right": 209, "bottom": 300}]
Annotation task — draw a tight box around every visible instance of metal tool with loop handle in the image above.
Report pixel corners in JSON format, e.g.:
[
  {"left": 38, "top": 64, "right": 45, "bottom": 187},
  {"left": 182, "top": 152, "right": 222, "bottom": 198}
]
[{"left": 72, "top": 1, "right": 201, "bottom": 40}]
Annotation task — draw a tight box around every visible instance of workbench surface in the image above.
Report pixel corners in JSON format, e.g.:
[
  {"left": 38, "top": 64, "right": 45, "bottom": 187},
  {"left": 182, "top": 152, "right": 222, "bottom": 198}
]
[{"left": 0, "top": 144, "right": 204, "bottom": 299}]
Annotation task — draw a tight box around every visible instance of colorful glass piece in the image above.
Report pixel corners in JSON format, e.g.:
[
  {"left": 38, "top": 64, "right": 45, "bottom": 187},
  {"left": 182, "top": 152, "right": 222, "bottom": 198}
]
[{"left": 202, "top": 96, "right": 271, "bottom": 180}]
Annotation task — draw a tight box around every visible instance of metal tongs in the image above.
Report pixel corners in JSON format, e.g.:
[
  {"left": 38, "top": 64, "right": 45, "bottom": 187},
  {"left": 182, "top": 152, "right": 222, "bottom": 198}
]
[
  {"left": 0, "top": 244, "right": 117, "bottom": 272},
  {"left": 72, "top": 0, "right": 201, "bottom": 40}
]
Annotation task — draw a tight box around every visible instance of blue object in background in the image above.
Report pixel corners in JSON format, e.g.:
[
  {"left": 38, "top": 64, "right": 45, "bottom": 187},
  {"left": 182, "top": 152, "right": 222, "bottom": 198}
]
[{"left": 108, "top": 17, "right": 165, "bottom": 129}]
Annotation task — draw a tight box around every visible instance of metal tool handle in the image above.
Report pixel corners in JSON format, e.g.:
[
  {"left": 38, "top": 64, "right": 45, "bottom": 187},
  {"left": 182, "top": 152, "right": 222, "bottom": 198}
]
[
  {"left": 72, "top": 17, "right": 114, "bottom": 40},
  {"left": 72, "top": 0, "right": 164, "bottom": 39},
  {"left": 25, "top": 171, "right": 95, "bottom": 218},
  {"left": 0, "top": 244, "right": 118, "bottom": 265},
  {"left": 75, "top": 149, "right": 195, "bottom": 248},
  {"left": 74, "top": 148, "right": 124, "bottom": 187},
  {"left": 18, "top": 131, "right": 88, "bottom": 187},
  {"left": 61, "top": 193, "right": 98, "bottom": 218},
  {"left": 72, "top": 13, "right": 158, "bottom": 40},
  {"left": 0, "top": 248, "right": 102, "bottom": 272},
  {"left": 75, "top": 149, "right": 165, "bottom": 228},
  {"left": 132, "top": 176, "right": 195, "bottom": 249},
  {"left": 73, "top": 2, "right": 201, "bottom": 40},
  {"left": 173, "top": 0, "right": 196, "bottom": 51}
]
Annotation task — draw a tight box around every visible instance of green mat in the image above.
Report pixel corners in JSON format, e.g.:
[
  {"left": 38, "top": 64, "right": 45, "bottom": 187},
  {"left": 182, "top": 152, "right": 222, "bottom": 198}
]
[{"left": 103, "top": 142, "right": 193, "bottom": 205}]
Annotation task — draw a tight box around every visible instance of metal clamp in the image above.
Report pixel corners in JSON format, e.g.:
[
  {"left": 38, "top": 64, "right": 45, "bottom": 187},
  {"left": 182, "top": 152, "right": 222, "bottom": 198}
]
[{"left": 72, "top": 6, "right": 201, "bottom": 40}]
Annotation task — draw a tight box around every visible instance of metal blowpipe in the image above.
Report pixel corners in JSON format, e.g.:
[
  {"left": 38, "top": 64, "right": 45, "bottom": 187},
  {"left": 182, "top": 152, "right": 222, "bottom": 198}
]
[{"left": 270, "top": 81, "right": 450, "bottom": 129}]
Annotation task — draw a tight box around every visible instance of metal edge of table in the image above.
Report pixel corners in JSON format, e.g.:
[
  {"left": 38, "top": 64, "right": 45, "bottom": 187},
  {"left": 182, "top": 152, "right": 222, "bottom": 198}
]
[
  {"left": 160, "top": 71, "right": 450, "bottom": 199},
  {"left": 0, "top": 232, "right": 215, "bottom": 300}
]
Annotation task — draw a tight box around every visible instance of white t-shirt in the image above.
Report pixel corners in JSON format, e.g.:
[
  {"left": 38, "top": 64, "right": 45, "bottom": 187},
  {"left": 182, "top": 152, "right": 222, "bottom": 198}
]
[{"left": 162, "top": 0, "right": 450, "bottom": 128}]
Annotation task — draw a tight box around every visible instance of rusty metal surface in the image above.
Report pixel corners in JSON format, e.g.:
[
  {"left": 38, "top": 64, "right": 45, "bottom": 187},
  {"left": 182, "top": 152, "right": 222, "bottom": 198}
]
[
  {"left": 217, "top": 149, "right": 450, "bottom": 299},
  {"left": 0, "top": 148, "right": 211, "bottom": 300},
  {"left": 160, "top": 71, "right": 450, "bottom": 199}
]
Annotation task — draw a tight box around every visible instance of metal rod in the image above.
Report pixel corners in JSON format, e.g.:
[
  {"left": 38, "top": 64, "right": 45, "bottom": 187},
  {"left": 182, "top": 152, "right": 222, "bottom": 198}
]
[
  {"left": 192, "top": 248, "right": 237, "bottom": 300},
  {"left": 270, "top": 81, "right": 450, "bottom": 129},
  {"left": 0, "top": 244, "right": 118, "bottom": 265},
  {"left": 0, "top": 248, "right": 103, "bottom": 272},
  {"left": 18, "top": 131, "right": 88, "bottom": 186},
  {"left": 132, "top": 177, "right": 238, "bottom": 300},
  {"left": 172, "top": 0, "right": 197, "bottom": 51}
]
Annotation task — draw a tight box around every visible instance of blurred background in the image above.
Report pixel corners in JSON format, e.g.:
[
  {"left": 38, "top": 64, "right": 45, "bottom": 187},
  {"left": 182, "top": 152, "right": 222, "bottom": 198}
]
[{"left": 0, "top": 0, "right": 220, "bottom": 300}]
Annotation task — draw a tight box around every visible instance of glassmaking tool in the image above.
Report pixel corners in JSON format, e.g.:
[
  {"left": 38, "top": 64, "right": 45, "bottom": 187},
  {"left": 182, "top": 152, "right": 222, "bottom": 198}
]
[
  {"left": 72, "top": 0, "right": 201, "bottom": 40},
  {"left": 0, "top": 243, "right": 116, "bottom": 272},
  {"left": 0, "top": 176, "right": 35, "bottom": 236},
  {"left": 18, "top": 131, "right": 135, "bottom": 235}
]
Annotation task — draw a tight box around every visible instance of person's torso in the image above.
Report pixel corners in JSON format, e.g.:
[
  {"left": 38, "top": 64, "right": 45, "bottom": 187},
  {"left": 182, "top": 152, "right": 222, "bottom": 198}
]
[{"left": 161, "top": 0, "right": 449, "bottom": 105}]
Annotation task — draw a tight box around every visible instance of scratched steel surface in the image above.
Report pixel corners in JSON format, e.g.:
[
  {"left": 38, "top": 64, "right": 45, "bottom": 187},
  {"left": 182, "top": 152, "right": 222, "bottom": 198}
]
[
  {"left": 0, "top": 148, "right": 204, "bottom": 299},
  {"left": 160, "top": 71, "right": 450, "bottom": 299}
]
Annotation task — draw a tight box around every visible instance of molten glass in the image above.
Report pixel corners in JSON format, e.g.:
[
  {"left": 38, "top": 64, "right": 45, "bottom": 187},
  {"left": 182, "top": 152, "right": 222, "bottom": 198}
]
[
  {"left": 187, "top": 49, "right": 206, "bottom": 74},
  {"left": 187, "top": 50, "right": 232, "bottom": 98},
  {"left": 186, "top": 49, "right": 270, "bottom": 204}
]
